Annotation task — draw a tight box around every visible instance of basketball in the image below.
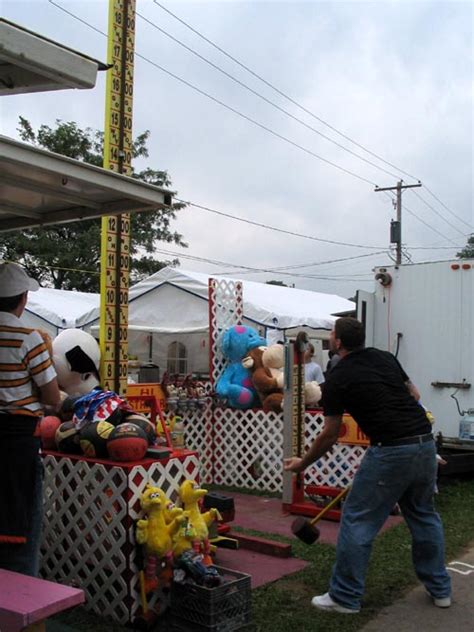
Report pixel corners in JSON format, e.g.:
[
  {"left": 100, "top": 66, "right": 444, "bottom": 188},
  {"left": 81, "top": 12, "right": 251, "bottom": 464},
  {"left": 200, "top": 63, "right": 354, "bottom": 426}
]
[
  {"left": 39, "top": 415, "right": 62, "bottom": 450},
  {"left": 55, "top": 421, "right": 81, "bottom": 454},
  {"left": 107, "top": 407, "right": 124, "bottom": 427},
  {"left": 79, "top": 421, "right": 115, "bottom": 458},
  {"left": 106, "top": 422, "right": 148, "bottom": 462},
  {"left": 122, "top": 412, "right": 156, "bottom": 445}
]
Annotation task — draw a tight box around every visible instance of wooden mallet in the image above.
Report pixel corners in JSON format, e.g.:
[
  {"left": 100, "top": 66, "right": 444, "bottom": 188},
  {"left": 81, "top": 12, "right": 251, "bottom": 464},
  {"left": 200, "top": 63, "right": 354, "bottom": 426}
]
[{"left": 291, "top": 487, "right": 350, "bottom": 544}]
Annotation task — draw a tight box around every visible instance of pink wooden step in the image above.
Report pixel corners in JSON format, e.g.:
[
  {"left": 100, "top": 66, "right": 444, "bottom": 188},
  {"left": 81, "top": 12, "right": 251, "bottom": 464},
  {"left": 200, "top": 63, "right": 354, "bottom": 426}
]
[{"left": 0, "top": 570, "right": 84, "bottom": 632}]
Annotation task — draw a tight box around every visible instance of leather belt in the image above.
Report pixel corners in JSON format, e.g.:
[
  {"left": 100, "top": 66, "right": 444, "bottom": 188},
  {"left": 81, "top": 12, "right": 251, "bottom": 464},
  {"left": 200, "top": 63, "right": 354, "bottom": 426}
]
[{"left": 372, "top": 433, "right": 434, "bottom": 447}]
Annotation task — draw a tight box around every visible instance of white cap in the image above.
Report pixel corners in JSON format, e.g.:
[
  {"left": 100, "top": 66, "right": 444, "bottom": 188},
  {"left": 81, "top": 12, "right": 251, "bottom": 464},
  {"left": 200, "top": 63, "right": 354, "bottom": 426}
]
[{"left": 0, "top": 262, "right": 39, "bottom": 297}]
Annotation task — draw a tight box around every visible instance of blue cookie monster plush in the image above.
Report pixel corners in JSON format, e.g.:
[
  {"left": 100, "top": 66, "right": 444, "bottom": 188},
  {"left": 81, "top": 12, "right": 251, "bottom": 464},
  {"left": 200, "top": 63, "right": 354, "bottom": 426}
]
[{"left": 215, "top": 325, "right": 267, "bottom": 409}]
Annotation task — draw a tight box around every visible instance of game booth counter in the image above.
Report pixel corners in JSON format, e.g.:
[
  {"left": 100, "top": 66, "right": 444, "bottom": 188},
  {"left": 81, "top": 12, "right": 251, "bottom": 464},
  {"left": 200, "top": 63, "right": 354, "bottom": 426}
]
[{"left": 38, "top": 279, "right": 368, "bottom": 629}]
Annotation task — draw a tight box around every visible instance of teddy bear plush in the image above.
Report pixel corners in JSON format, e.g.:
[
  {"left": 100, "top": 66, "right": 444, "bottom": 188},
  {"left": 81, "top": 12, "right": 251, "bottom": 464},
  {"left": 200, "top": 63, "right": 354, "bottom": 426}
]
[
  {"left": 242, "top": 346, "right": 283, "bottom": 412},
  {"left": 261, "top": 344, "right": 322, "bottom": 408},
  {"left": 215, "top": 325, "right": 267, "bottom": 409}
]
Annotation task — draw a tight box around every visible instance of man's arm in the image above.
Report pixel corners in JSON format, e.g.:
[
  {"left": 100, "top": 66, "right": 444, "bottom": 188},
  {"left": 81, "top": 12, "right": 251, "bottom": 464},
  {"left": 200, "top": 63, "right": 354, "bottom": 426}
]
[
  {"left": 39, "top": 378, "right": 61, "bottom": 410},
  {"left": 283, "top": 415, "right": 342, "bottom": 473},
  {"left": 405, "top": 379, "right": 421, "bottom": 402}
]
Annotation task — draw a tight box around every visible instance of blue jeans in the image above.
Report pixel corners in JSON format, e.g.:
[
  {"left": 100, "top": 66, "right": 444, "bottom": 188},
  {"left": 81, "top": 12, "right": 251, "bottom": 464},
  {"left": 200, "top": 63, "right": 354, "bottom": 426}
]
[
  {"left": 329, "top": 439, "right": 451, "bottom": 610},
  {"left": 0, "top": 455, "right": 43, "bottom": 577}
]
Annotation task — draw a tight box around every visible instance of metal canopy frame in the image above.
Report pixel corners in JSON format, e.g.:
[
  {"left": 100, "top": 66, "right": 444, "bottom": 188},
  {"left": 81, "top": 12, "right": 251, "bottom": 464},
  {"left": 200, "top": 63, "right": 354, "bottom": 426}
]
[
  {"left": 0, "top": 18, "right": 108, "bottom": 95},
  {"left": 0, "top": 135, "right": 173, "bottom": 232}
]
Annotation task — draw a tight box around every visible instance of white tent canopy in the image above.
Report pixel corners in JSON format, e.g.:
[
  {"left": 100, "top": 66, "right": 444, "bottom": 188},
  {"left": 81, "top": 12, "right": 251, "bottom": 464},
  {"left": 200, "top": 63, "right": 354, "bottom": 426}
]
[
  {"left": 24, "top": 287, "right": 100, "bottom": 335},
  {"left": 123, "top": 267, "right": 354, "bottom": 333},
  {"left": 24, "top": 266, "right": 354, "bottom": 374}
]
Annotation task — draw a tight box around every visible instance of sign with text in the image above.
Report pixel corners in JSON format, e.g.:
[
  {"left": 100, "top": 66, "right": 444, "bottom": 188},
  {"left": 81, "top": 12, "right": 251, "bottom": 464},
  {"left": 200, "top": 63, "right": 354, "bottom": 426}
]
[{"left": 99, "top": 0, "right": 136, "bottom": 394}]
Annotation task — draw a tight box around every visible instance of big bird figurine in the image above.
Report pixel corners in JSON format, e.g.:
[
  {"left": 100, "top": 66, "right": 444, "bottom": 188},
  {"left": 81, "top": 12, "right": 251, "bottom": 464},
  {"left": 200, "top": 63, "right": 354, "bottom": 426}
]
[
  {"left": 178, "top": 480, "right": 219, "bottom": 565},
  {"left": 136, "top": 485, "right": 185, "bottom": 591}
]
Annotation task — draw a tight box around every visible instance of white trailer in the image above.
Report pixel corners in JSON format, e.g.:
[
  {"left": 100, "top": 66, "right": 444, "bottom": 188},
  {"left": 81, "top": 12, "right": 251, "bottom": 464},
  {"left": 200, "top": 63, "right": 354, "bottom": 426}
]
[{"left": 357, "top": 259, "right": 473, "bottom": 438}]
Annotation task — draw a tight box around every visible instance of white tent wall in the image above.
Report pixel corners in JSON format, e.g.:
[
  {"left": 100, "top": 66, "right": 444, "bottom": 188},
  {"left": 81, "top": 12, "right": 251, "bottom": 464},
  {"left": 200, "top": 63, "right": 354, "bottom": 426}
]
[
  {"left": 21, "top": 309, "right": 60, "bottom": 338},
  {"left": 127, "top": 330, "right": 210, "bottom": 378},
  {"left": 23, "top": 267, "right": 355, "bottom": 376},
  {"left": 127, "top": 282, "right": 208, "bottom": 333},
  {"left": 25, "top": 287, "right": 101, "bottom": 337}
]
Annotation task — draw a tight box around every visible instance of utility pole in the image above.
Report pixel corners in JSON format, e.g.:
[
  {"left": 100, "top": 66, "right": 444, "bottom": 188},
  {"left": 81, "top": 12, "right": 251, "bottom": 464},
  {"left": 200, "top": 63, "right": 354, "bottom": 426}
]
[{"left": 375, "top": 180, "right": 422, "bottom": 265}]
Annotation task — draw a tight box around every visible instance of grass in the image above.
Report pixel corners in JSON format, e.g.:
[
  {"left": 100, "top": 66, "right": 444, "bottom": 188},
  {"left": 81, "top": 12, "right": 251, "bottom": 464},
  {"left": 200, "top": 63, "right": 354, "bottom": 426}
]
[{"left": 49, "top": 478, "right": 474, "bottom": 632}]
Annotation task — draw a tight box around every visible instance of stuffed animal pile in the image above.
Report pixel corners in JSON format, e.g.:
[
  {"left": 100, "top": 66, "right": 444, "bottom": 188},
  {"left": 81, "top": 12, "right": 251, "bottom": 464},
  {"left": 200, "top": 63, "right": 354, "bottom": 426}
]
[
  {"left": 215, "top": 325, "right": 266, "bottom": 409},
  {"left": 242, "top": 342, "right": 322, "bottom": 411},
  {"left": 136, "top": 481, "right": 221, "bottom": 593},
  {"left": 39, "top": 329, "right": 156, "bottom": 461},
  {"left": 215, "top": 326, "right": 322, "bottom": 411}
]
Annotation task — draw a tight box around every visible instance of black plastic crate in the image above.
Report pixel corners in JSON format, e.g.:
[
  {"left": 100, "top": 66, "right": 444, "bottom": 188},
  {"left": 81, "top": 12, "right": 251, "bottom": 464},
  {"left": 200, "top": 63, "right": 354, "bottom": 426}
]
[
  {"left": 203, "top": 493, "right": 235, "bottom": 523},
  {"left": 170, "top": 566, "right": 251, "bottom": 632}
]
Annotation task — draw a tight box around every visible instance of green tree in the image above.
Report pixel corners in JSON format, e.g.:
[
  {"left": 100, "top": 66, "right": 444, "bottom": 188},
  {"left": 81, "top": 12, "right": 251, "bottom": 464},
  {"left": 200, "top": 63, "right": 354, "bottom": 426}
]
[
  {"left": 456, "top": 234, "right": 474, "bottom": 259},
  {"left": 0, "top": 118, "right": 186, "bottom": 291},
  {"left": 266, "top": 280, "right": 288, "bottom": 287}
]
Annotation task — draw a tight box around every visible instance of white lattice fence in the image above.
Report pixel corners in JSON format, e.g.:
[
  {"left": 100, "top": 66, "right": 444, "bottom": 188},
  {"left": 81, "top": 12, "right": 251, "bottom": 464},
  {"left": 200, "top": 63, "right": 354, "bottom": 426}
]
[
  {"left": 208, "top": 278, "right": 243, "bottom": 385},
  {"left": 183, "top": 404, "right": 366, "bottom": 493},
  {"left": 41, "top": 452, "right": 200, "bottom": 625},
  {"left": 183, "top": 404, "right": 214, "bottom": 484},
  {"left": 304, "top": 412, "right": 366, "bottom": 487}
]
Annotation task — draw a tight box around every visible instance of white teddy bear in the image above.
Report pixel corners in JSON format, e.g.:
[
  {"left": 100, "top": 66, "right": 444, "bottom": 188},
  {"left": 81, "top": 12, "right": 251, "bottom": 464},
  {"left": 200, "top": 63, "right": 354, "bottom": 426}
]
[{"left": 261, "top": 344, "right": 322, "bottom": 407}]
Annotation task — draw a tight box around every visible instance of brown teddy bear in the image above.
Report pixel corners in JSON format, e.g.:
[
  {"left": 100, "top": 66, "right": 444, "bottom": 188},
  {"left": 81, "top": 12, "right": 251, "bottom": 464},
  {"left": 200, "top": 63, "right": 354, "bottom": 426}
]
[
  {"left": 241, "top": 346, "right": 284, "bottom": 412},
  {"left": 261, "top": 344, "right": 322, "bottom": 408}
]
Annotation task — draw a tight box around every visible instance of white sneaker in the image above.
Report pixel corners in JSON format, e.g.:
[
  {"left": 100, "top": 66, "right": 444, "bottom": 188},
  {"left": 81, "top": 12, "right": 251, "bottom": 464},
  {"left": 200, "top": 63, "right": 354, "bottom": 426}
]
[
  {"left": 432, "top": 595, "right": 451, "bottom": 608},
  {"left": 311, "top": 592, "right": 360, "bottom": 614}
]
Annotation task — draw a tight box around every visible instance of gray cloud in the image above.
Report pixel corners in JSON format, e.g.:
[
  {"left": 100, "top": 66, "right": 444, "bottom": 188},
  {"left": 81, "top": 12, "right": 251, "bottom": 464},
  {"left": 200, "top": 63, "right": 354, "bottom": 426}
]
[{"left": 1, "top": 0, "right": 472, "bottom": 297}]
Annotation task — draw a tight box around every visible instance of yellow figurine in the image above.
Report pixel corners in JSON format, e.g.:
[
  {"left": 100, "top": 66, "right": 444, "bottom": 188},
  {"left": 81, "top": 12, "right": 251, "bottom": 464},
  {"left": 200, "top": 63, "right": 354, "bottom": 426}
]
[
  {"left": 136, "top": 485, "right": 184, "bottom": 591},
  {"left": 178, "top": 480, "right": 219, "bottom": 564},
  {"left": 172, "top": 514, "right": 198, "bottom": 558},
  {"left": 163, "top": 498, "right": 184, "bottom": 524}
]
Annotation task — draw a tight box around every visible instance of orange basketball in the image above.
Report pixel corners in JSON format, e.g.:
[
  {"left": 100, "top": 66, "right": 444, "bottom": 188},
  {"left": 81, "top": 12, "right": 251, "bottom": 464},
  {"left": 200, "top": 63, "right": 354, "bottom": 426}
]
[
  {"left": 106, "top": 422, "right": 148, "bottom": 462},
  {"left": 40, "top": 415, "right": 62, "bottom": 450}
]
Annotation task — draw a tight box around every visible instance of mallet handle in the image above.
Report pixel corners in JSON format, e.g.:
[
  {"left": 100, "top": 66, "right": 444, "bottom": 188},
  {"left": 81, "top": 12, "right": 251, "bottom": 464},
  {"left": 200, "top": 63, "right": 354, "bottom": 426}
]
[{"left": 308, "top": 487, "right": 350, "bottom": 527}]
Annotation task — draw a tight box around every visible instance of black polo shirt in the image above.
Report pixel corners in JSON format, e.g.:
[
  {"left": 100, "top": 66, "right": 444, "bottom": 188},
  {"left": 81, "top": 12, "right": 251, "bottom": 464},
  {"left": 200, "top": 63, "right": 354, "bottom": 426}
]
[{"left": 322, "top": 347, "right": 431, "bottom": 444}]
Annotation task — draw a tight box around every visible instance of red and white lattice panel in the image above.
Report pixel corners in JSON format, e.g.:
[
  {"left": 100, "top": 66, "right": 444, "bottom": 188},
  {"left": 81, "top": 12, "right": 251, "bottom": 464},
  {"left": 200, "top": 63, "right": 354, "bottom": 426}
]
[
  {"left": 182, "top": 406, "right": 366, "bottom": 494},
  {"left": 40, "top": 452, "right": 200, "bottom": 625},
  {"left": 208, "top": 277, "right": 244, "bottom": 385}
]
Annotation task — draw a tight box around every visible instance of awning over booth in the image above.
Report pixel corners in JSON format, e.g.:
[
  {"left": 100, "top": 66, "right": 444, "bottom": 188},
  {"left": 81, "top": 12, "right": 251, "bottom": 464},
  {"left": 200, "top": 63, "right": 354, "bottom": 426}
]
[
  {"left": 0, "top": 18, "right": 107, "bottom": 95},
  {"left": 0, "top": 136, "right": 173, "bottom": 232}
]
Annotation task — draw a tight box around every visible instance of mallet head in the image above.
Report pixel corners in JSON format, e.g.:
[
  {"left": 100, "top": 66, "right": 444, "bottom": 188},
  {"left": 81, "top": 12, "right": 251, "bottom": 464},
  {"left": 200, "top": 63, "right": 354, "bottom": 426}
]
[{"left": 291, "top": 516, "right": 321, "bottom": 545}]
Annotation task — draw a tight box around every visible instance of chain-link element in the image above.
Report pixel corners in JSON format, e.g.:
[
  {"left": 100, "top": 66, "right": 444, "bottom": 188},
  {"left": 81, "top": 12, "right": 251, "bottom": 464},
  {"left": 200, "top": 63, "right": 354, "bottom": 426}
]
[{"left": 208, "top": 278, "right": 244, "bottom": 386}]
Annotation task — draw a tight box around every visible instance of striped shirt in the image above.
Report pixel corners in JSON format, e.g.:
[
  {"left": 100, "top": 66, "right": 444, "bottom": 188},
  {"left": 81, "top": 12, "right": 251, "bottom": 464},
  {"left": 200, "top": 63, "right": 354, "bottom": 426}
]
[{"left": 0, "top": 312, "right": 57, "bottom": 418}]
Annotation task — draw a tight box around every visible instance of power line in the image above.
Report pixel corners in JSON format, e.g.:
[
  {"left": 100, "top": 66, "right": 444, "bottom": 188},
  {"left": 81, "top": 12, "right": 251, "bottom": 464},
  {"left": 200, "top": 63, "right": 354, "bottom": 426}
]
[
  {"left": 403, "top": 203, "right": 461, "bottom": 247},
  {"left": 152, "top": 246, "right": 375, "bottom": 282},
  {"left": 48, "top": 0, "right": 106, "bottom": 36},
  {"left": 177, "top": 199, "right": 386, "bottom": 249},
  {"left": 153, "top": 2, "right": 471, "bottom": 239},
  {"left": 136, "top": 10, "right": 402, "bottom": 182},
  {"left": 152, "top": 0, "right": 420, "bottom": 182},
  {"left": 47, "top": 0, "right": 467, "bottom": 254},
  {"left": 48, "top": 0, "right": 377, "bottom": 187},
  {"left": 423, "top": 185, "right": 474, "bottom": 231},
  {"left": 410, "top": 189, "right": 467, "bottom": 236},
  {"left": 247, "top": 251, "right": 386, "bottom": 272},
  {"left": 378, "top": 189, "right": 464, "bottom": 248},
  {"left": 214, "top": 251, "right": 388, "bottom": 276},
  {"left": 179, "top": 198, "right": 463, "bottom": 251},
  {"left": 132, "top": 64, "right": 380, "bottom": 186}
]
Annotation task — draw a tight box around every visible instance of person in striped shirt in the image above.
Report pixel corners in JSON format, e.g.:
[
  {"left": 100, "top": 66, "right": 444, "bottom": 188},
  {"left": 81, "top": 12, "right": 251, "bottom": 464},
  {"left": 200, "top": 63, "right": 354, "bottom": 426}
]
[{"left": 0, "top": 261, "right": 60, "bottom": 576}]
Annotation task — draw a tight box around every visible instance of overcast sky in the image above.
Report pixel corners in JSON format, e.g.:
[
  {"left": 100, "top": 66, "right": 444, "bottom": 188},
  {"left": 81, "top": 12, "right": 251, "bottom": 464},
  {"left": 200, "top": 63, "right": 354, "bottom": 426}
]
[{"left": 1, "top": 0, "right": 473, "bottom": 298}]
